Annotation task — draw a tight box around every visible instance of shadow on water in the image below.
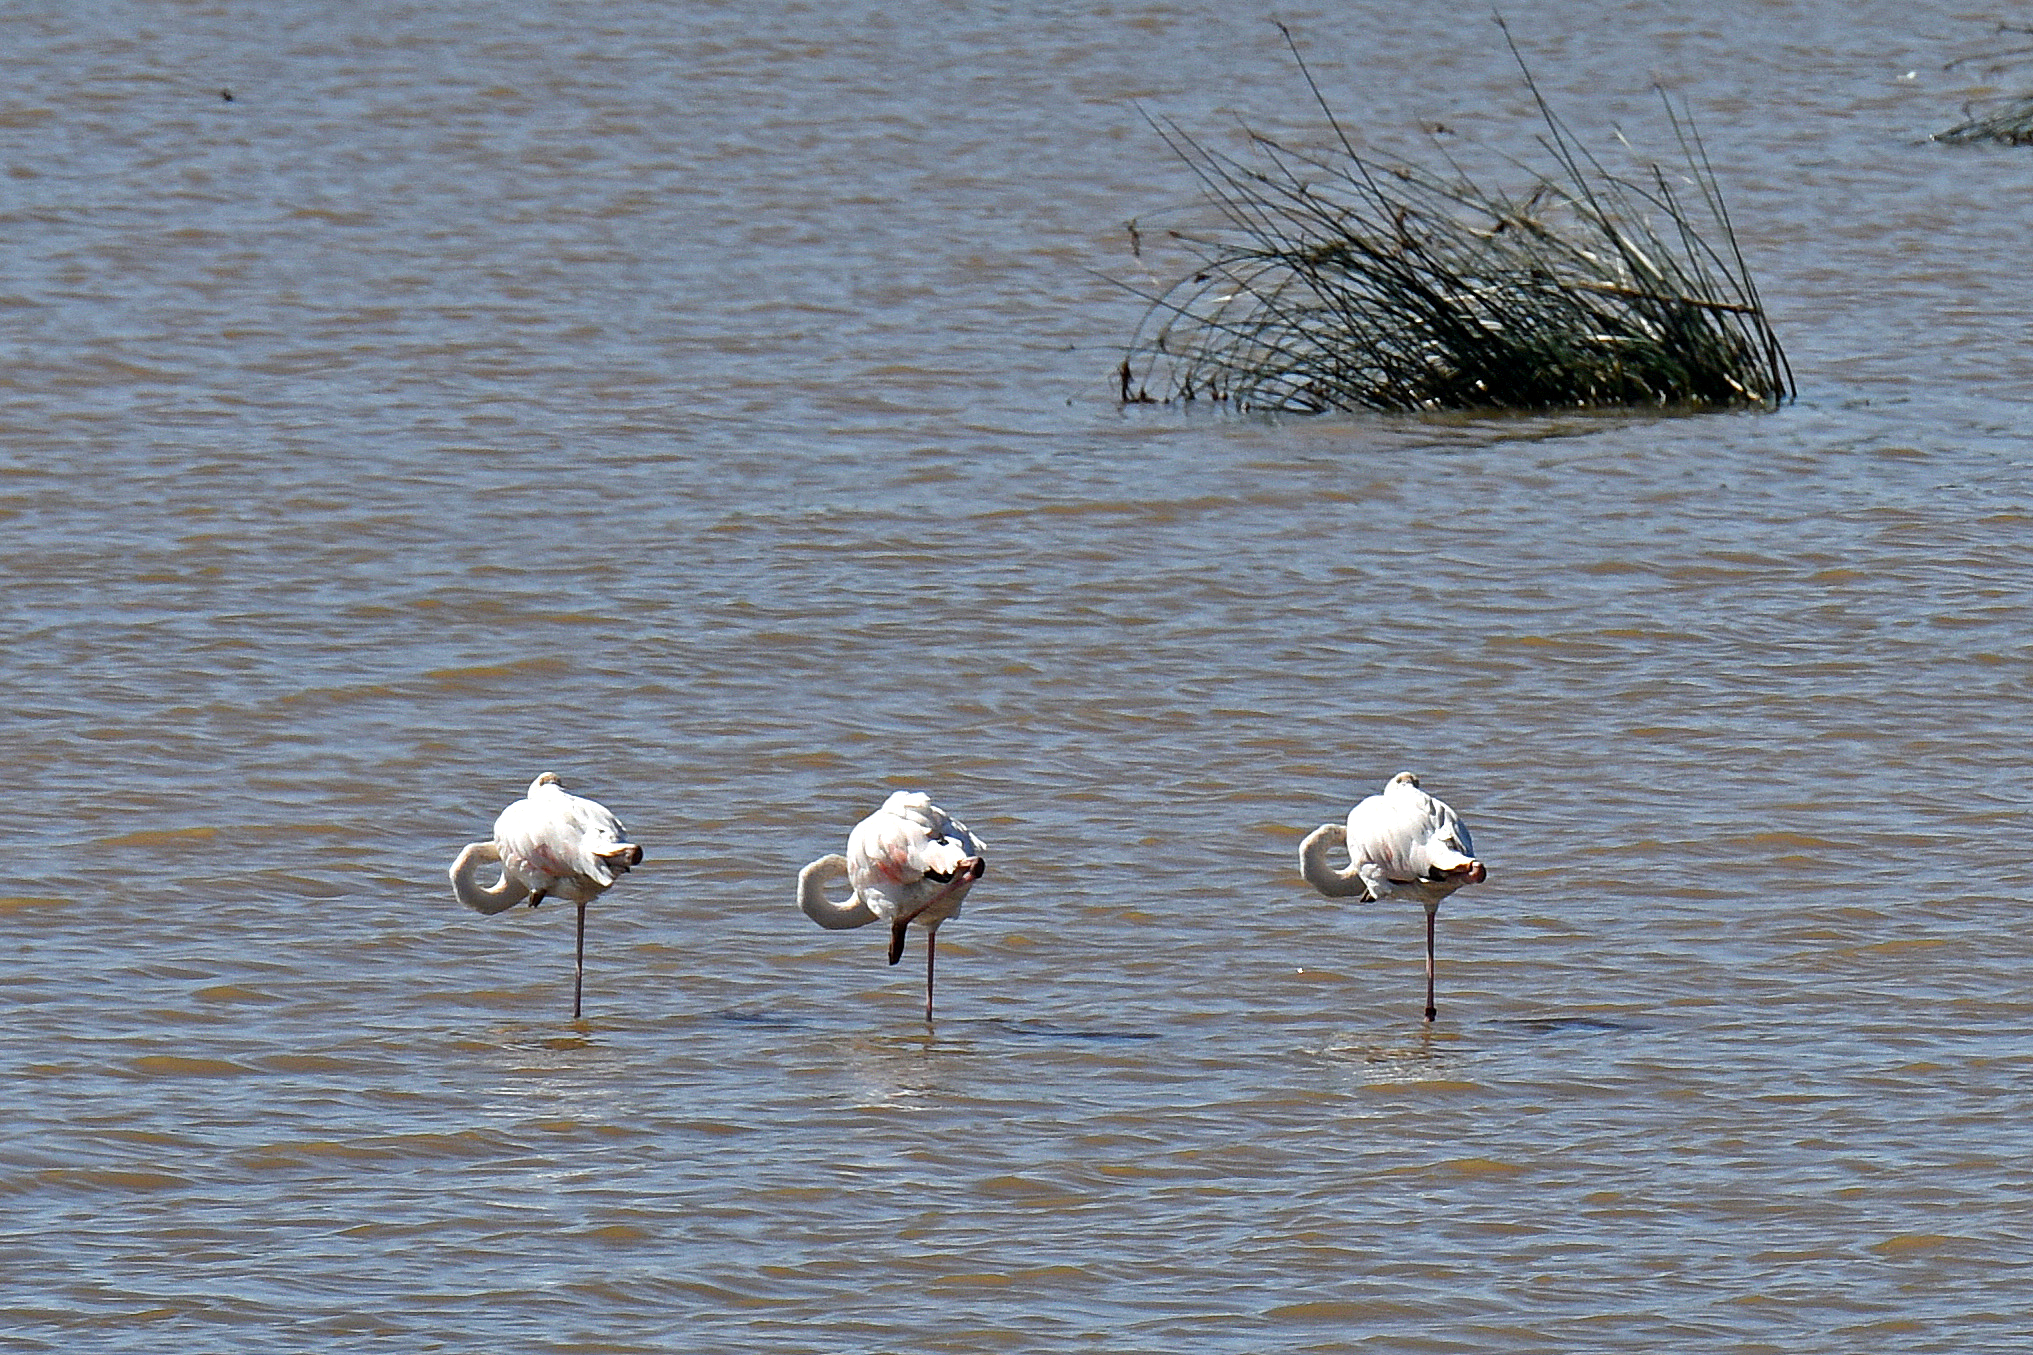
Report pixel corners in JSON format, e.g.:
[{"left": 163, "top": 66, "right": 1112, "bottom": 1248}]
[
  {"left": 981, "top": 1019, "right": 1163, "bottom": 1043},
  {"left": 714, "top": 1009, "right": 1163, "bottom": 1042},
  {"left": 1490, "top": 1016, "right": 1642, "bottom": 1035},
  {"left": 715, "top": 1008, "right": 818, "bottom": 1031}
]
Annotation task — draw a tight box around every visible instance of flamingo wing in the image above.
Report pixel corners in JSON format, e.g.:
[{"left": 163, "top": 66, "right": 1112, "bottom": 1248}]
[
  {"left": 492, "top": 793, "right": 580, "bottom": 887},
  {"left": 494, "top": 779, "right": 639, "bottom": 894},
  {"left": 553, "top": 789, "right": 637, "bottom": 884},
  {"left": 849, "top": 791, "right": 984, "bottom": 893},
  {"left": 1346, "top": 774, "right": 1482, "bottom": 895}
]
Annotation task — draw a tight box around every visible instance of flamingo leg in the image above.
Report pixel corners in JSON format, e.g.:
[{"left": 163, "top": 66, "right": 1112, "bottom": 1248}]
[
  {"left": 574, "top": 897, "right": 587, "bottom": 1021},
  {"left": 1424, "top": 908, "right": 1437, "bottom": 1022},
  {"left": 925, "top": 928, "right": 936, "bottom": 1023}
]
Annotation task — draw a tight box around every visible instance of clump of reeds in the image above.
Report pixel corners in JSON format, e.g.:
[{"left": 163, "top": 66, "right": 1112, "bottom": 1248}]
[
  {"left": 1934, "top": 24, "right": 2033, "bottom": 144},
  {"left": 1117, "top": 25, "right": 1792, "bottom": 414},
  {"left": 1934, "top": 100, "right": 2033, "bottom": 143}
]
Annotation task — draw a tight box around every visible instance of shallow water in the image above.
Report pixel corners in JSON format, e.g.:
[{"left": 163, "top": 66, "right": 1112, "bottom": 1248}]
[{"left": 6, "top": 1, "right": 2033, "bottom": 1350}]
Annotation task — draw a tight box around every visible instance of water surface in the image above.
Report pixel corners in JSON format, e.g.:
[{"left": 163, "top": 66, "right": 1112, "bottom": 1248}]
[{"left": 5, "top": 1, "right": 2033, "bottom": 1351}]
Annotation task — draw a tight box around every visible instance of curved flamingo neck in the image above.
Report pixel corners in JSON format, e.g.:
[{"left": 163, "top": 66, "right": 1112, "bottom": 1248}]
[
  {"left": 1298, "top": 823, "right": 1372, "bottom": 899},
  {"left": 450, "top": 841, "right": 531, "bottom": 915},
  {"left": 798, "top": 854, "right": 879, "bottom": 930}
]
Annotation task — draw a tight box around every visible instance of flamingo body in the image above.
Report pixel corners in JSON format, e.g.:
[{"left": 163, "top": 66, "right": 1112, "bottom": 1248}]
[
  {"left": 450, "top": 772, "right": 643, "bottom": 1018},
  {"left": 798, "top": 791, "right": 986, "bottom": 1020},
  {"left": 1299, "top": 772, "right": 1486, "bottom": 1020}
]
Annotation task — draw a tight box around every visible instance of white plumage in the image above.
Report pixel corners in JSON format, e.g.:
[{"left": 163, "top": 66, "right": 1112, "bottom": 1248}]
[
  {"left": 449, "top": 772, "right": 643, "bottom": 1018},
  {"left": 1299, "top": 771, "right": 1486, "bottom": 1020},
  {"left": 798, "top": 791, "right": 987, "bottom": 1021}
]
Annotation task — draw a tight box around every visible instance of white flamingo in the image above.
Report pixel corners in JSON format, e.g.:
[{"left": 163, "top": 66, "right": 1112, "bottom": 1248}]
[
  {"left": 798, "top": 791, "right": 987, "bottom": 1022},
  {"left": 1299, "top": 772, "right": 1487, "bottom": 1021},
  {"left": 449, "top": 772, "right": 644, "bottom": 1020}
]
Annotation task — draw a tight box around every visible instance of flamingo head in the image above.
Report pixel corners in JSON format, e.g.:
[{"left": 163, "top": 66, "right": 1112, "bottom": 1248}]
[
  {"left": 920, "top": 840, "right": 987, "bottom": 886},
  {"left": 1424, "top": 843, "right": 1485, "bottom": 886},
  {"left": 1422, "top": 820, "right": 1485, "bottom": 887}
]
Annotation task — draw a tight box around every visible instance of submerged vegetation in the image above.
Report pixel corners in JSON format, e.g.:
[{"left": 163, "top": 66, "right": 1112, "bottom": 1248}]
[
  {"left": 1117, "top": 25, "right": 1792, "bottom": 415},
  {"left": 1934, "top": 24, "right": 2033, "bottom": 144},
  {"left": 1934, "top": 100, "right": 2033, "bottom": 144}
]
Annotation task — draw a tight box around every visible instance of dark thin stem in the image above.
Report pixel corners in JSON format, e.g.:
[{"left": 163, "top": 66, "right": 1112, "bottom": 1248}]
[
  {"left": 574, "top": 898, "right": 587, "bottom": 1021},
  {"left": 1424, "top": 909, "right": 1438, "bottom": 1023}
]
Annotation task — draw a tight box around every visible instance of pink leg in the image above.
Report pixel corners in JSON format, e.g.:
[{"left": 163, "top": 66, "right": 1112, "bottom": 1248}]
[{"left": 924, "top": 928, "right": 937, "bottom": 1023}]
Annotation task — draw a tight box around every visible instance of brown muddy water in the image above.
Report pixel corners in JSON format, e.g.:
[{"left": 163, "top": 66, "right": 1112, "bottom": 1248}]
[{"left": 5, "top": 1, "right": 2032, "bottom": 1351}]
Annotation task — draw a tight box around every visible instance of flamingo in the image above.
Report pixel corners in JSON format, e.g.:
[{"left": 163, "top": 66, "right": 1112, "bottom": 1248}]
[
  {"left": 1299, "top": 771, "right": 1487, "bottom": 1021},
  {"left": 449, "top": 772, "right": 644, "bottom": 1019},
  {"left": 797, "top": 791, "right": 987, "bottom": 1022}
]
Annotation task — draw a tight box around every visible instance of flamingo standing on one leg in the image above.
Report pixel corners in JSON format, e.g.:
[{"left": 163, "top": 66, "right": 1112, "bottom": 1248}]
[
  {"left": 1299, "top": 771, "right": 1486, "bottom": 1021},
  {"left": 797, "top": 791, "right": 986, "bottom": 1022},
  {"left": 449, "top": 772, "right": 644, "bottom": 1019}
]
